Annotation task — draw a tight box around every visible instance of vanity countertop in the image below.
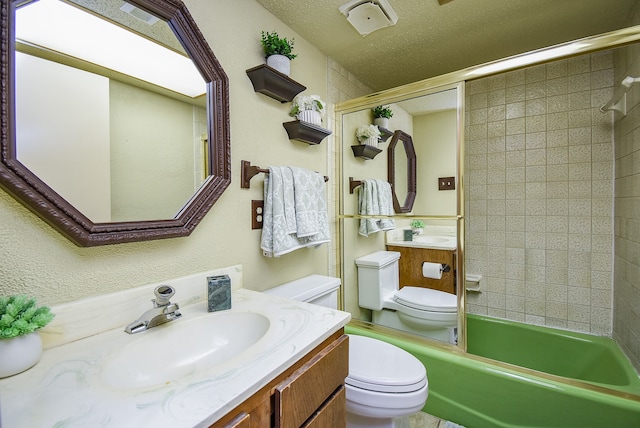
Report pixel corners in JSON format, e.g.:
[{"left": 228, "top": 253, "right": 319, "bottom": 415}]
[
  {"left": 386, "top": 226, "right": 457, "bottom": 250},
  {"left": 386, "top": 234, "right": 457, "bottom": 250},
  {"left": 0, "top": 288, "right": 351, "bottom": 428}
]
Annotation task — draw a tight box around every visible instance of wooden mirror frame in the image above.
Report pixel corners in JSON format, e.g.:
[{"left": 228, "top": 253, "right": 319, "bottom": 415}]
[
  {"left": 0, "top": 0, "right": 230, "bottom": 246},
  {"left": 387, "top": 130, "right": 416, "bottom": 213}
]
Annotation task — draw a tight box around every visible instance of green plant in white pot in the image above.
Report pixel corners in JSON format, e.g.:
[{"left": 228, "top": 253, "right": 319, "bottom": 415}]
[
  {"left": 356, "top": 124, "right": 381, "bottom": 147},
  {"left": 260, "top": 30, "right": 297, "bottom": 76},
  {"left": 410, "top": 219, "right": 425, "bottom": 235},
  {"left": 372, "top": 105, "right": 393, "bottom": 128},
  {"left": 0, "top": 295, "right": 54, "bottom": 378},
  {"left": 290, "top": 94, "right": 326, "bottom": 126}
]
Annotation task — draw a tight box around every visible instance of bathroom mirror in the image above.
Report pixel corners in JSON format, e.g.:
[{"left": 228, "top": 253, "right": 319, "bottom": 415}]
[
  {"left": 339, "top": 84, "right": 461, "bottom": 345},
  {"left": 387, "top": 130, "right": 416, "bottom": 213},
  {"left": 0, "top": 0, "right": 230, "bottom": 246}
]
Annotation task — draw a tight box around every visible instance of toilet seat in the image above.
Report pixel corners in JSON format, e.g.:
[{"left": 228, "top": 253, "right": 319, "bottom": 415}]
[
  {"left": 346, "top": 334, "right": 427, "bottom": 393},
  {"left": 393, "top": 287, "right": 457, "bottom": 312}
]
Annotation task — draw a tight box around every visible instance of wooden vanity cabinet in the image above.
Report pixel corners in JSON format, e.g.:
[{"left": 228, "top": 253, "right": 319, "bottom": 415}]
[
  {"left": 212, "top": 330, "right": 348, "bottom": 428},
  {"left": 386, "top": 245, "right": 456, "bottom": 294}
]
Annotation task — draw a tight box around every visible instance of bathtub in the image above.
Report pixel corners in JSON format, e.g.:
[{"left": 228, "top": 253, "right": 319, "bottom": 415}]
[
  {"left": 346, "top": 319, "right": 640, "bottom": 428},
  {"left": 467, "top": 314, "right": 640, "bottom": 395}
]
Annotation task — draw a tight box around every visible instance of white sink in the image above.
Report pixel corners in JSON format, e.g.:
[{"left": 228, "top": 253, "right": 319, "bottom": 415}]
[
  {"left": 415, "top": 236, "right": 451, "bottom": 244},
  {"left": 101, "top": 311, "right": 270, "bottom": 390}
]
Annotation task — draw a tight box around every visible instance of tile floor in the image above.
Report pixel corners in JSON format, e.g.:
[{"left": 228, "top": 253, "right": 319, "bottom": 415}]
[{"left": 409, "top": 411, "right": 450, "bottom": 427}]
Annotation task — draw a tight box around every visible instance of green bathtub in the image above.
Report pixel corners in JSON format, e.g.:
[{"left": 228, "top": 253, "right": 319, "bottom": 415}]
[
  {"left": 467, "top": 314, "right": 640, "bottom": 396},
  {"left": 346, "top": 318, "right": 640, "bottom": 428}
]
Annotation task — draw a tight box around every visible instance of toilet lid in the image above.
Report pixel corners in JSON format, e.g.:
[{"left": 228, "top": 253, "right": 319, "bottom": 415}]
[
  {"left": 346, "top": 335, "right": 427, "bottom": 393},
  {"left": 394, "top": 287, "right": 457, "bottom": 313}
]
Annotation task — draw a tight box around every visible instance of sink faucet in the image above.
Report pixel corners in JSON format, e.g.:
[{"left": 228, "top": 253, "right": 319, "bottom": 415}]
[{"left": 125, "top": 285, "right": 182, "bottom": 334}]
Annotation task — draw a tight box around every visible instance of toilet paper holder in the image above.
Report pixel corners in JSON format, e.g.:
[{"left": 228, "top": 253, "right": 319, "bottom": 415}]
[{"left": 422, "top": 262, "right": 450, "bottom": 273}]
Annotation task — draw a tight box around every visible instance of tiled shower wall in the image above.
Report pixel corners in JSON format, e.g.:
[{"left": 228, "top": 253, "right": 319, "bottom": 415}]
[
  {"left": 464, "top": 51, "right": 615, "bottom": 335},
  {"left": 613, "top": 33, "right": 640, "bottom": 368}
]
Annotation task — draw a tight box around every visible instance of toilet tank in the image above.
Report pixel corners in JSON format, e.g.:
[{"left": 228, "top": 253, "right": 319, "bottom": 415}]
[
  {"left": 355, "top": 251, "right": 400, "bottom": 311},
  {"left": 264, "top": 275, "right": 340, "bottom": 309}
]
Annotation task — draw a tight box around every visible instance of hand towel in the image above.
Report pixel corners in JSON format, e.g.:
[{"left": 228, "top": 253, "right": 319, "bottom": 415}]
[
  {"left": 261, "top": 166, "right": 330, "bottom": 257},
  {"left": 290, "top": 166, "right": 321, "bottom": 238},
  {"left": 358, "top": 179, "right": 396, "bottom": 237}
]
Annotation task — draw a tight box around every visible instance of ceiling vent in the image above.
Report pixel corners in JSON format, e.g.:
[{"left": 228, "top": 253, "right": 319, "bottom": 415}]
[{"left": 339, "top": 0, "right": 398, "bottom": 36}]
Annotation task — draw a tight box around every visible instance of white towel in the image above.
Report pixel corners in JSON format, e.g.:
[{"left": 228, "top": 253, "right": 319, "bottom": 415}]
[
  {"left": 358, "top": 179, "right": 396, "bottom": 237},
  {"left": 261, "top": 166, "right": 330, "bottom": 257}
]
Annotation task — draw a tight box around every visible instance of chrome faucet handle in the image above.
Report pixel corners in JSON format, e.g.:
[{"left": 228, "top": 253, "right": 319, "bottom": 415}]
[{"left": 153, "top": 285, "right": 175, "bottom": 306}]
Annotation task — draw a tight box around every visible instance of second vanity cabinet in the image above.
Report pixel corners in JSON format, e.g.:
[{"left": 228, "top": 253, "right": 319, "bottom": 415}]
[
  {"left": 213, "top": 330, "right": 349, "bottom": 428},
  {"left": 386, "top": 245, "right": 456, "bottom": 294}
]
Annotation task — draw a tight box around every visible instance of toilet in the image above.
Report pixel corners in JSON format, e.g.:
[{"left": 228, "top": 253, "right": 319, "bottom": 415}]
[
  {"left": 355, "top": 251, "right": 457, "bottom": 343},
  {"left": 265, "top": 275, "right": 428, "bottom": 428}
]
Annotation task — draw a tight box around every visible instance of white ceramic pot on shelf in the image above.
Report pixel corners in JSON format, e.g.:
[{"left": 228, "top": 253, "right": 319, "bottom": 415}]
[
  {"left": 0, "top": 332, "right": 43, "bottom": 378},
  {"left": 374, "top": 117, "right": 389, "bottom": 128},
  {"left": 297, "top": 110, "right": 322, "bottom": 126},
  {"left": 266, "top": 54, "right": 291, "bottom": 76},
  {"left": 360, "top": 136, "right": 379, "bottom": 147}
]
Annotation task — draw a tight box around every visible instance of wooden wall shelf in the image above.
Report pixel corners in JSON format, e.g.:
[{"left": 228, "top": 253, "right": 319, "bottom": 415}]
[
  {"left": 378, "top": 126, "right": 393, "bottom": 142},
  {"left": 246, "top": 64, "right": 306, "bottom": 103},
  {"left": 351, "top": 144, "right": 382, "bottom": 160},
  {"left": 283, "top": 120, "right": 332, "bottom": 145}
]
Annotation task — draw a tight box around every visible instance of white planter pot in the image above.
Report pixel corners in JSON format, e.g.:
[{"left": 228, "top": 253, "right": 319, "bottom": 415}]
[
  {"left": 0, "top": 332, "right": 43, "bottom": 378},
  {"left": 297, "top": 110, "right": 322, "bottom": 126},
  {"left": 266, "top": 54, "right": 291, "bottom": 76},
  {"left": 360, "top": 136, "right": 379, "bottom": 147},
  {"left": 374, "top": 117, "right": 389, "bottom": 128}
]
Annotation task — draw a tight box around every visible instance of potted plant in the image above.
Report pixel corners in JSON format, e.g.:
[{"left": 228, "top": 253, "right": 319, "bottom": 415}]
[
  {"left": 372, "top": 105, "right": 393, "bottom": 128},
  {"left": 290, "top": 94, "right": 326, "bottom": 126},
  {"left": 410, "top": 219, "right": 425, "bottom": 235},
  {"left": 356, "top": 124, "right": 381, "bottom": 147},
  {"left": 0, "top": 295, "right": 54, "bottom": 378},
  {"left": 261, "top": 30, "right": 297, "bottom": 76}
]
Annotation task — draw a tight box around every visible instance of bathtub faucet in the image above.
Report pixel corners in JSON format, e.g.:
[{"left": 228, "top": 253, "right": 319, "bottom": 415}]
[{"left": 124, "top": 285, "right": 182, "bottom": 334}]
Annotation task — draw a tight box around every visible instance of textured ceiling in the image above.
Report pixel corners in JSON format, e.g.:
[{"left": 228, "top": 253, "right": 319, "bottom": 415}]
[{"left": 255, "top": 0, "right": 639, "bottom": 91}]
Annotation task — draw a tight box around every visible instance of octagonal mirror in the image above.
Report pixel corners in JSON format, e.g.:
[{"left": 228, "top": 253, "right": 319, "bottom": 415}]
[
  {"left": 1, "top": 0, "right": 230, "bottom": 246},
  {"left": 387, "top": 130, "right": 416, "bottom": 213}
]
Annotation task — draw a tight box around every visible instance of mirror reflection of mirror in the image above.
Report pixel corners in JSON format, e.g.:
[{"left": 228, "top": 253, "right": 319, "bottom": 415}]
[
  {"left": 15, "top": 0, "right": 207, "bottom": 222},
  {"left": 394, "top": 140, "right": 409, "bottom": 208},
  {"left": 341, "top": 85, "right": 460, "bottom": 345},
  {"left": 387, "top": 130, "right": 415, "bottom": 213}
]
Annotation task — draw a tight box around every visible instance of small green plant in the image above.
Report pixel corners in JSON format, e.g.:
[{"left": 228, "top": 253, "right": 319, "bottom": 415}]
[
  {"left": 260, "top": 30, "right": 297, "bottom": 60},
  {"left": 0, "top": 295, "right": 54, "bottom": 339},
  {"left": 372, "top": 105, "right": 393, "bottom": 119},
  {"left": 410, "top": 219, "right": 425, "bottom": 229}
]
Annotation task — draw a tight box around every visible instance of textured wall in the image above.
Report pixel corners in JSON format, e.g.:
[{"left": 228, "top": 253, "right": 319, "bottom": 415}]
[
  {"left": 464, "top": 50, "right": 615, "bottom": 335},
  {"left": 613, "top": 3, "right": 640, "bottom": 371},
  {"left": 0, "top": 0, "right": 338, "bottom": 305}
]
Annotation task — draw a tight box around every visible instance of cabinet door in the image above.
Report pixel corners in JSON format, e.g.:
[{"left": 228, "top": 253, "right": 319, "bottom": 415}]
[
  {"left": 222, "top": 412, "right": 250, "bottom": 428},
  {"left": 303, "top": 386, "right": 346, "bottom": 428},
  {"left": 387, "top": 245, "right": 456, "bottom": 294},
  {"left": 274, "top": 334, "right": 349, "bottom": 428}
]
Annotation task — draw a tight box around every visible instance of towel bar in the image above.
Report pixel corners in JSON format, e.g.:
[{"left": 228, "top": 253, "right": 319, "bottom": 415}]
[
  {"left": 349, "top": 177, "right": 363, "bottom": 194},
  {"left": 349, "top": 177, "right": 392, "bottom": 194},
  {"left": 240, "top": 160, "right": 329, "bottom": 189}
]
